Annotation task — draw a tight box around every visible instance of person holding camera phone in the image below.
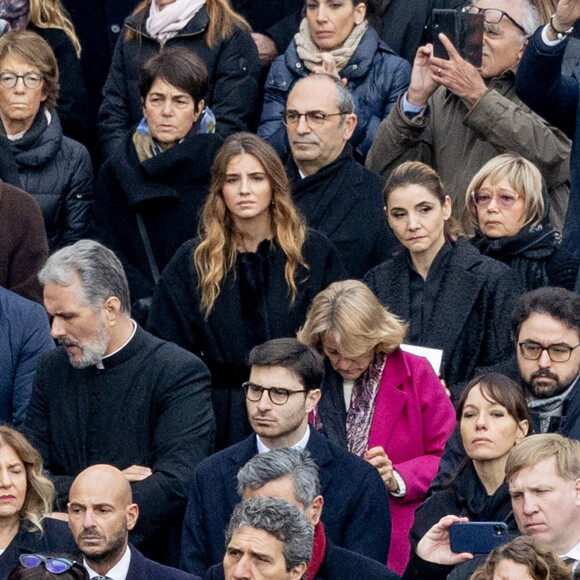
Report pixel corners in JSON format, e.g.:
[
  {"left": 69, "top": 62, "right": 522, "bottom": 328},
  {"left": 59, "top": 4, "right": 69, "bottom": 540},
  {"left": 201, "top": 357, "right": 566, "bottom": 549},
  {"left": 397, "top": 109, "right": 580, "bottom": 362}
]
[{"left": 366, "top": 0, "right": 571, "bottom": 231}]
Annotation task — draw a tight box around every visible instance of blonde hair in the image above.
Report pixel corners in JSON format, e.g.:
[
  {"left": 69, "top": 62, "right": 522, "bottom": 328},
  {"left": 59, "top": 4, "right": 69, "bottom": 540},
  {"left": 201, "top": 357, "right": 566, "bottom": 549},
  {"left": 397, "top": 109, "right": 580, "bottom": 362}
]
[
  {"left": 297, "top": 280, "right": 408, "bottom": 358},
  {"left": 0, "top": 426, "right": 55, "bottom": 534},
  {"left": 29, "top": 0, "right": 81, "bottom": 57},
  {"left": 194, "top": 133, "right": 308, "bottom": 317},
  {"left": 462, "top": 153, "right": 545, "bottom": 233},
  {"left": 127, "top": 0, "right": 250, "bottom": 48}
]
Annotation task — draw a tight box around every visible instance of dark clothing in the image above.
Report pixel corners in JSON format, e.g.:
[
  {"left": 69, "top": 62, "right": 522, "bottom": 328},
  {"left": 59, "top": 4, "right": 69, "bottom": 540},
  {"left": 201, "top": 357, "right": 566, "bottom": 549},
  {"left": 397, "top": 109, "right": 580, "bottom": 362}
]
[
  {"left": 363, "top": 240, "right": 522, "bottom": 398},
  {"left": 515, "top": 27, "right": 580, "bottom": 257},
  {"left": 0, "top": 110, "right": 93, "bottom": 251},
  {"left": 180, "top": 428, "right": 391, "bottom": 576},
  {"left": 23, "top": 325, "right": 215, "bottom": 553},
  {"left": 92, "top": 126, "right": 223, "bottom": 303},
  {"left": 258, "top": 26, "right": 411, "bottom": 159},
  {"left": 0, "top": 519, "right": 77, "bottom": 580},
  {"left": 126, "top": 544, "right": 199, "bottom": 580},
  {"left": 148, "top": 233, "right": 346, "bottom": 450},
  {"left": 287, "top": 149, "right": 397, "bottom": 279},
  {"left": 0, "top": 181, "right": 48, "bottom": 303},
  {"left": 0, "top": 286, "right": 53, "bottom": 426},
  {"left": 98, "top": 5, "right": 261, "bottom": 157},
  {"left": 29, "top": 25, "right": 89, "bottom": 143}
]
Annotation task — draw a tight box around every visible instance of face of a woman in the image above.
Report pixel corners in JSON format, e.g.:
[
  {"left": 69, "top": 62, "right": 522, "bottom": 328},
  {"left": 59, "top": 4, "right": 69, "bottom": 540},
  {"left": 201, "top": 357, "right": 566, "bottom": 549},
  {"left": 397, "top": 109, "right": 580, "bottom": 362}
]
[
  {"left": 155, "top": 0, "right": 177, "bottom": 10},
  {"left": 0, "top": 53, "right": 46, "bottom": 135},
  {"left": 222, "top": 154, "right": 273, "bottom": 228},
  {"left": 386, "top": 184, "right": 451, "bottom": 259},
  {"left": 143, "top": 78, "right": 201, "bottom": 147},
  {"left": 460, "top": 384, "right": 527, "bottom": 463},
  {"left": 492, "top": 559, "right": 534, "bottom": 580},
  {"left": 475, "top": 175, "right": 527, "bottom": 238},
  {"left": 322, "top": 333, "right": 374, "bottom": 381},
  {"left": 306, "top": 0, "right": 367, "bottom": 51},
  {"left": 0, "top": 444, "right": 27, "bottom": 523}
]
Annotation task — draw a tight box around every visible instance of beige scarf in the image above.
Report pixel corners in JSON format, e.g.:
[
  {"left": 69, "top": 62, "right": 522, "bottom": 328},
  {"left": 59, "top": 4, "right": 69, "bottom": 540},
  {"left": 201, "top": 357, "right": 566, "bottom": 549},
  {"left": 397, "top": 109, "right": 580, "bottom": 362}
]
[{"left": 295, "top": 17, "right": 368, "bottom": 72}]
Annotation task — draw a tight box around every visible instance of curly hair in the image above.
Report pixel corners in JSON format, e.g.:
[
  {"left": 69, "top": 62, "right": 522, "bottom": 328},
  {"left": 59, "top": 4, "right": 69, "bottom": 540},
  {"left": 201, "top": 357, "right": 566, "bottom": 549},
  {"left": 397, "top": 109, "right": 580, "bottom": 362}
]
[{"left": 194, "top": 133, "right": 308, "bottom": 317}]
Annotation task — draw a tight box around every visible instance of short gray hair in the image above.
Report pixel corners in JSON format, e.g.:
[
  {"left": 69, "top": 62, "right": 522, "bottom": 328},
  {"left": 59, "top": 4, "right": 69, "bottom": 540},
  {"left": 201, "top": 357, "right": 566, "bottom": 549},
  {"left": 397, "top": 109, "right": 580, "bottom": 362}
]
[
  {"left": 292, "top": 73, "right": 355, "bottom": 115},
  {"left": 38, "top": 240, "right": 131, "bottom": 314},
  {"left": 236, "top": 449, "right": 320, "bottom": 509},
  {"left": 225, "top": 497, "right": 314, "bottom": 571},
  {"left": 474, "top": 0, "right": 539, "bottom": 39}
]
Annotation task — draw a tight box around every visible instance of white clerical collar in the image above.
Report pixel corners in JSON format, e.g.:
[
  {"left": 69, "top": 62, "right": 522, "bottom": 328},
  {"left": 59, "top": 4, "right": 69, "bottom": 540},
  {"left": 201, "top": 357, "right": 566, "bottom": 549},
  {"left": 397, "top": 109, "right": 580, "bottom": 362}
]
[
  {"left": 256, "top": 424, "right": 311, "bottom": 454},
  {"left": 561, "top": 538, "right": 580, "bottom": 570},
  {"left": 96, "top": 320, "right": 137, "bottom": 370},
  {"left": 84, "top": 545, "right": 131, "bottom": 580}
]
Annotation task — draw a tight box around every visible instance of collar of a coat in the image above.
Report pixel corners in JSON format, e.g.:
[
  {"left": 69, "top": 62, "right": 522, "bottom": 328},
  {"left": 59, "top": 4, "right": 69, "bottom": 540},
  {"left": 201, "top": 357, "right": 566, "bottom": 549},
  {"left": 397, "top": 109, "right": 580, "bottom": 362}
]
[{"left": 124, "top": 4, "right": 209, "bottom": 40}]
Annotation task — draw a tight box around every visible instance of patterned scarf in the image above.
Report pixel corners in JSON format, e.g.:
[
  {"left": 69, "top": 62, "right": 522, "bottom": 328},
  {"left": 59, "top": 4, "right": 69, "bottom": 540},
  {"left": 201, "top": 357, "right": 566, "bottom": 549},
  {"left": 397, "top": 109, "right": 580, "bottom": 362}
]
[
  {"left": 0, "top": 0, "right": 29, "bottom": 34},
  {"left": 346, "top": 352, "right": 387, "bottom": 457},
  {"left": 146, "top": 0, "right": 206, "bottom": 45},
  {"left": 295, "top": 17, "right": 368, "bottom": 72}
]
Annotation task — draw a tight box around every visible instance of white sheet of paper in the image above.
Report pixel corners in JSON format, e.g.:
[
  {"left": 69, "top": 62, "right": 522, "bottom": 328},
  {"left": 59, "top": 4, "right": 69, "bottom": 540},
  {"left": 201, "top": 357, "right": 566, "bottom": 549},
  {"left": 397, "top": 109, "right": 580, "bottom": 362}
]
[{"left": 400, "top": 344, "right": 444, "bottom": 375}]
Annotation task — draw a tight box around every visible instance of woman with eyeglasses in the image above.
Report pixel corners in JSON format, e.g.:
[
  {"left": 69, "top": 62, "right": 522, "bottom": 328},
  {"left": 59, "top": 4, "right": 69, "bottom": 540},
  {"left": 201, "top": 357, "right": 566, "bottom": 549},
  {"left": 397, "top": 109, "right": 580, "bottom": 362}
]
[
  {"left": 0, "top": 426, "right": 77, "bottom": 580},
  {"left": 0, "top": 30, "right": 92, "bottom": 251},
  {"left": 463, "top": 154, "right": 579, "bottom": 291},
  {"left": 148, "top": 133, "right": 346, "bottom": 451},
  {"left": 8, "top": 555, "right": 87, "bottom": 580},
  {"left": 364, "top": 161, "right": 521, "bottom": 400},
  {"left": 257, "top": 0, "right": 411, "bottom": 160}
]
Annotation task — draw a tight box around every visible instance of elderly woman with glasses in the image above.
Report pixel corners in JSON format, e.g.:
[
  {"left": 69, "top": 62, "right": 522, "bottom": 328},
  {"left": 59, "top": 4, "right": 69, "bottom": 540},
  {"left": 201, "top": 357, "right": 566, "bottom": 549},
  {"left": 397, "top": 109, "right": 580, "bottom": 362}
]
[{"left": 463, "top": 154, "right": 579, "bottom": 290}]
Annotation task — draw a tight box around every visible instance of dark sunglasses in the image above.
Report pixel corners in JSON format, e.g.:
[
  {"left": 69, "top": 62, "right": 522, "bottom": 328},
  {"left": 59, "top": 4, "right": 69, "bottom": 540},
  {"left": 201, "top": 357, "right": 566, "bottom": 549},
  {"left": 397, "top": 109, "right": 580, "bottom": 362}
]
[{"left": 20, "top": 554, "right": 75, "bottom": 574}]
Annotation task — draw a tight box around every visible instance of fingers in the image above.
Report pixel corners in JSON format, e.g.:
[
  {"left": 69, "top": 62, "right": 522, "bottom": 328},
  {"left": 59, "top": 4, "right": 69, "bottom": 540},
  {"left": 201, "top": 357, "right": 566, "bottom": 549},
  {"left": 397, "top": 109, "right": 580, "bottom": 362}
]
[
  {"left": 364, "top": 446, "right": 387, "bottom": 460},
  {"left": 437, "top": 33, "right": 461, "bottom": 59},
  {"left": 122, "top": 464, "right": 153, "bottom": 482}
]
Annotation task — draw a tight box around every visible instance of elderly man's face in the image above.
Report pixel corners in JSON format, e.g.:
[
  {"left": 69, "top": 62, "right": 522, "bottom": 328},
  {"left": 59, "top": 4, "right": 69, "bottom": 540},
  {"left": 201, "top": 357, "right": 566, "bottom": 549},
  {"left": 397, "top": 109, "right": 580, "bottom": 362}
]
[
  {"left": 224, "top": 526, "right": 304, "bottom": 580},
  {"left": 509, "top": 456, "right": 580, "bottom": 554},
  {"left": 475, "top": 0, "right": 528, "bottom": 79},
  {"left": 44, "top": 273, "right": 112, "bottom": 369}
]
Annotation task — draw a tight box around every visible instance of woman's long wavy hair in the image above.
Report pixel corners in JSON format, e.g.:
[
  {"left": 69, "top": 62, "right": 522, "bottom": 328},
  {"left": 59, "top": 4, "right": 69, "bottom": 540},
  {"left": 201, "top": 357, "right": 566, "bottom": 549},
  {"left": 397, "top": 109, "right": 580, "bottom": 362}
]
[
  {"left": 128, "top": 0, "right": 250, "bottom": 47},
  {"left": 30, "top": 0, "right": 81, "bottom": 57},
  {"left": 0, "top": 426, "right": 55, "bottom": 534},
  {"left": 195, "top": 133, "right": 308, "bottom": 317}
]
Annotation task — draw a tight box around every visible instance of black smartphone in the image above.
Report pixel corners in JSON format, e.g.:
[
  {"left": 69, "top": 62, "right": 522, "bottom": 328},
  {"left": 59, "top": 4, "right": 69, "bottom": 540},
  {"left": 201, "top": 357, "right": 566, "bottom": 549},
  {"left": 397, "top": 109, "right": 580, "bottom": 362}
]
[
  {"left": 431, "top": 9, "right": 484, "bottom": 67},
  {"left": 449, "top": 522, "right": 509, "bottom": 554}
]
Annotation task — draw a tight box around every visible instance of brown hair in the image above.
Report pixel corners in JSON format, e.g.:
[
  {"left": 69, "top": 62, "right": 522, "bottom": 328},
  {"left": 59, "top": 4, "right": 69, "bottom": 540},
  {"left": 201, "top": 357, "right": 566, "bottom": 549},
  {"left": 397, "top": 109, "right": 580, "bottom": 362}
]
[
  {"left": 384, "top": 161, "right": 463, "bottom": 242},
  {"left": 297, "top": 279, "right": 407, "bottom": 358},
  {"left": 0, "top": 30, "right": 59, "bottom": 110},
  {"left": 194, "top": 133, "right": 308, "bottom": 317},
  {"left": 29, "top": 0, "right": 81, "bottom": 57}
]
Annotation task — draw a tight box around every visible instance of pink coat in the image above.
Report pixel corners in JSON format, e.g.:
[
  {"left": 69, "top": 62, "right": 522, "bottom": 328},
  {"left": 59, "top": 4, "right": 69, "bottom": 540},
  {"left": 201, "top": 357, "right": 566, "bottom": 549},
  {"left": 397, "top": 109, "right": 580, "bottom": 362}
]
[{"left": 368, "top": 348, "right": 455, "bottom": 574}]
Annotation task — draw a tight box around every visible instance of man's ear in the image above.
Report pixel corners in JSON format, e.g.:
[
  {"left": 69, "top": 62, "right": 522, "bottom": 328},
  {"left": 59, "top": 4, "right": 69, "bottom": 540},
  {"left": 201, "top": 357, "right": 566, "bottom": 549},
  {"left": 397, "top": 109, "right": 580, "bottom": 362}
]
[
  {"left": 290, "top": 562, "right": 308, "bottom": 580},
  {"left": 342, "top": 113, "right": 357, "bottom": 141},
  {"left": 305, "top": 389, "right": 321, "bottom": 413},
  {"left": 102, "top": 296, "right": 122, "bottom": 326},
  {"left": 307, "top": 495, "right": 324, "bottom": 525},
  {"left": 126, "top": 503, "right": 139, "bottom": 531}
]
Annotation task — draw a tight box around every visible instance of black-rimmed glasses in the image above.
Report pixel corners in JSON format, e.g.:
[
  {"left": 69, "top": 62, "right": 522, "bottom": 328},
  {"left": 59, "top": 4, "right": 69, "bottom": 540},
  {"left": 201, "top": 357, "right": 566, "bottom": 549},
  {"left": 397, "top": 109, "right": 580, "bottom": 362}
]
[
  {"left": 20, "top": 554, "right": 75, "bottom": 574},
  {"left": 0, "top": 72, "right": 43, "bottom": 89},
  {"left": 242, "top": 382, "right": 308, "bottom": 405},
  {"left": 519, "top": 341, "right": 580, "bottom": 363},
  {"left": 461, "top": 5, "right": 528, "bottom": 35},
  {"left": 281, "top": 110, "right": 346, "bottom": 128}
]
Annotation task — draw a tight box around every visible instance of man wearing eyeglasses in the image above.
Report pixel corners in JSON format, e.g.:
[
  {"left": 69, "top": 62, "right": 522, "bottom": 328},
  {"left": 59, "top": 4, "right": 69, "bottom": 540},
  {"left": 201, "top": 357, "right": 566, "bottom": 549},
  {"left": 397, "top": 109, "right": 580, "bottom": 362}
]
[
  {"left": 367, "top": 0, "right": 571, "bottom": 230},
  {"left": 179, "top": 337, "right": 391, "bottom": 577}
]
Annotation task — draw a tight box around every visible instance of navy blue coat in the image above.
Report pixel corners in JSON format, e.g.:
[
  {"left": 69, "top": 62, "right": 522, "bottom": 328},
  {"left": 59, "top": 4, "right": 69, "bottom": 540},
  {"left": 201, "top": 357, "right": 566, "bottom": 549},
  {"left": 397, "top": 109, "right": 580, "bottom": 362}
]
[
  {"left": 180, "top": 428, "right": 391, "bottom": 576},
  {"left": 257, "top": 26, "right": 411, "bottom": 159},
  {"left": 126, "top": 545, "right": 199, "bottom": 580},
  {"left": 515, "top": 28, "right": 580, "bottom": 257},
  {"left": 0, "top": 286, "right": 53, "bottom": 426}
]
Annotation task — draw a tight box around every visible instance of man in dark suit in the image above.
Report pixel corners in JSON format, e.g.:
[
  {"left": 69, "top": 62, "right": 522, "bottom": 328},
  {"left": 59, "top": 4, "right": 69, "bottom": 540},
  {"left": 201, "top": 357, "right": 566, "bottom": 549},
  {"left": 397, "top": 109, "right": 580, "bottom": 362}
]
[
  {"left": 180, "top": 338, "right": 391, "bottom": 576},
  {"left": 68, "top": 464, "right": 198, "bottom": 580}
]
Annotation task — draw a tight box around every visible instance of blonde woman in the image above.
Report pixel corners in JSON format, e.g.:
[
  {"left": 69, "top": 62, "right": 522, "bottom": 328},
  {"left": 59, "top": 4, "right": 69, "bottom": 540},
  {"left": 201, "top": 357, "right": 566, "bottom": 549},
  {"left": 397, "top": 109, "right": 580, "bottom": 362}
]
[
  {"left": 148, "top": 133, "right": 345, "bottom": 450},
  {"left": 0, "top": 426, "right": 77, "bottom": 578},
  {"left": 298, "top": 279, "right": 454, "bottom": 574}
]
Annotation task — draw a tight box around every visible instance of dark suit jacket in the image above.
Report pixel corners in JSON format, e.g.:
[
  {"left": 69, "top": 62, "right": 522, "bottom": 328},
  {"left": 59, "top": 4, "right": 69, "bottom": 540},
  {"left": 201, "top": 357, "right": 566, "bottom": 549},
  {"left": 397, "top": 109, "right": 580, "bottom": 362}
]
[
  {"left": 180, "top": 427, "right": 391, "bottom": 576},
  {"left": 126, "top": 545, "right": 199, "bottom": 580}
]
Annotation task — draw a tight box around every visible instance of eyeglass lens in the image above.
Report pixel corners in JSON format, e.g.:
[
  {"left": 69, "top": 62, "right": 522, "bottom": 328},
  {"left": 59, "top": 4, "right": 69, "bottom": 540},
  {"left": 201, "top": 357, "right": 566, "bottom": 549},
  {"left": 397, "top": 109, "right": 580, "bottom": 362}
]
[
  {"left": 473, "top": 191, "right": 519, "bottom": 208},
  {"left": 0, "top": 72, "right": 42, "bottom": 89},
  {"left": 519, "top": 342, "right": 574, "bottom": 362},
  {"left": 243, "top": 383, "right": 290, "bottom": 404},
  {"left": 20, "top": 554, "right": 74, "bottom": 574}
]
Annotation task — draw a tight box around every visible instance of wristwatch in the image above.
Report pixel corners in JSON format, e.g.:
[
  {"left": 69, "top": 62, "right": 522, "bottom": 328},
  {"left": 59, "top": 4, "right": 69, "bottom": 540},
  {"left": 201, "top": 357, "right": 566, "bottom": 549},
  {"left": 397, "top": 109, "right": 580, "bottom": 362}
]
[{"left": 549, "top": 14, "right": 575, "bottom": 40}]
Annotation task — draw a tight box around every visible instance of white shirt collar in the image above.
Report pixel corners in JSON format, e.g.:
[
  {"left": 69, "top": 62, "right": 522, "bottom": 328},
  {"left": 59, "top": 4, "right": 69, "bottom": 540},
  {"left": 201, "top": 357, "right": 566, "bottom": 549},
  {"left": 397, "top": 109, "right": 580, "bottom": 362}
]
[
  {"left": 256, "top": 424, "right": 311, "bottom": 454},
  {"left": 562, "top": 539, "right": 580, "bottom": 570},
  {"left": 84, "top": 546, "right": 131, "bottom": 580},
  {"left": 96, "top": 320, "right": 137, "bottom": 370}
]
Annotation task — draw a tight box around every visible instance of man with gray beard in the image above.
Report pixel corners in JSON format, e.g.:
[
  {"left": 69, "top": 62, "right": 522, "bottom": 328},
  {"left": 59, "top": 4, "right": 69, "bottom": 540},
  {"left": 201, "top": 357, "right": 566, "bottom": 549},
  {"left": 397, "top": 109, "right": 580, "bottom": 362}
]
[{"left": 24, "top": 240, "right": 215, "bottom": 564}]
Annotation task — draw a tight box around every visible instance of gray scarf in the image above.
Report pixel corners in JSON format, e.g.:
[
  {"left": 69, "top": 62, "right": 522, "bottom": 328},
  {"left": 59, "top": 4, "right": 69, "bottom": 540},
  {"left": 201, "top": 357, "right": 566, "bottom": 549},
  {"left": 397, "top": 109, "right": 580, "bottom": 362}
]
[{"left": 527, "top": 374, "right": 580, "bottom": 432}]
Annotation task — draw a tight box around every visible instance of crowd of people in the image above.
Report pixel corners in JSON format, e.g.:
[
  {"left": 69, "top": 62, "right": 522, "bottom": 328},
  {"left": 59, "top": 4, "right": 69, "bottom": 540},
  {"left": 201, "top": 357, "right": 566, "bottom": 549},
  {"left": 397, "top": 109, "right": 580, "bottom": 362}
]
[{"left": 0, "top": 0, "right": 580, "bottom": 578}]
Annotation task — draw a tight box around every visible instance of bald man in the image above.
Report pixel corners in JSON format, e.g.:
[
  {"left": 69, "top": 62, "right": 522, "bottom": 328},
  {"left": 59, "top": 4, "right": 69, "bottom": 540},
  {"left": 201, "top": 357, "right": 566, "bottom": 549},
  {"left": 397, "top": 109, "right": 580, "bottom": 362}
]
[{"left": 68, "top": 465, "right": 199, "bottom": 580}]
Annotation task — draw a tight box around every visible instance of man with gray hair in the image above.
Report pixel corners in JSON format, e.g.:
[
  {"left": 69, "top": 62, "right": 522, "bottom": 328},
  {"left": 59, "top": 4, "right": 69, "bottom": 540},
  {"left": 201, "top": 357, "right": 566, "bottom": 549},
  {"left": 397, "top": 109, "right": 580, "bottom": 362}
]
[
  {"left": 283, "top": 73, "right": 396, "bottom": 278},
  {"left": 24, "top": 239, "right": 215, "bottom": 562},
  {"left": 223, "top": 497, "right": 313, "bottom": 580},
  {"left": 366, "top": 0, "right": 571, "bottom": 228}
]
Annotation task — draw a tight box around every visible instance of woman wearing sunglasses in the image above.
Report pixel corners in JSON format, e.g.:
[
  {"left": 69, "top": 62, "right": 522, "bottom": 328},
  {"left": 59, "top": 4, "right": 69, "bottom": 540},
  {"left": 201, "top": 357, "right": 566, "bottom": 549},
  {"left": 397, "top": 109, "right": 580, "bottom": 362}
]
[
  {"left": 0, "top": 427, "right": 77, "bottom": 580},
  {"left": 8, "top": 555, "right": 87, "bottom": 579},
  {"left": 463, "top": 154, "right": 579, "bottom": 291}
]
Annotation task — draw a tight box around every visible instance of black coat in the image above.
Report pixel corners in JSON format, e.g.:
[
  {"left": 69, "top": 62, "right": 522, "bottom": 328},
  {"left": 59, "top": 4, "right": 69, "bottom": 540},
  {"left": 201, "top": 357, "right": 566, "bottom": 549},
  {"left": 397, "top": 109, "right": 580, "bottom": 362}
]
[
  {"left": 148, "top": 233, "right": 346, "bottom": 450},
  {"left": 126, "top": 544, "right": 199, "bottom": 580},
  {"left": 287, "top": 149, "right": 398, "bottom": 279},
  {"left": 363, "top": 239, "right": 522, "bottom": 398},
  {"left": 23, "top": 326, "right": 215, "bottom": 552},
  {"left": 92, "top": 127, "right": 223, "bottom": 302},
  {"left": 0, "top": 519, "right": 77, "bottom": 580},
  {"left": 180, "top": 428, "right": 391, "bottom": 576},
  {"left": 98, "top": 5, "right": 261, "bottom": 157}
]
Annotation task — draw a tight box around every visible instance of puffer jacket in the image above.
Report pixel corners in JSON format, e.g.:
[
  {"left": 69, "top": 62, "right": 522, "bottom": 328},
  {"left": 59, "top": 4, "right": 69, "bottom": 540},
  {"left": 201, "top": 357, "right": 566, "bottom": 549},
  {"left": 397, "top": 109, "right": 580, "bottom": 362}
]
[
  {"left": 257, "top": 24, "right": 411, "bottom": 159},
  {"left": 3, "top": 110, "right": 93, "bottom": 251},
  {"left": 98, "top": 5, "right": 261, "bottom": 158}
]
